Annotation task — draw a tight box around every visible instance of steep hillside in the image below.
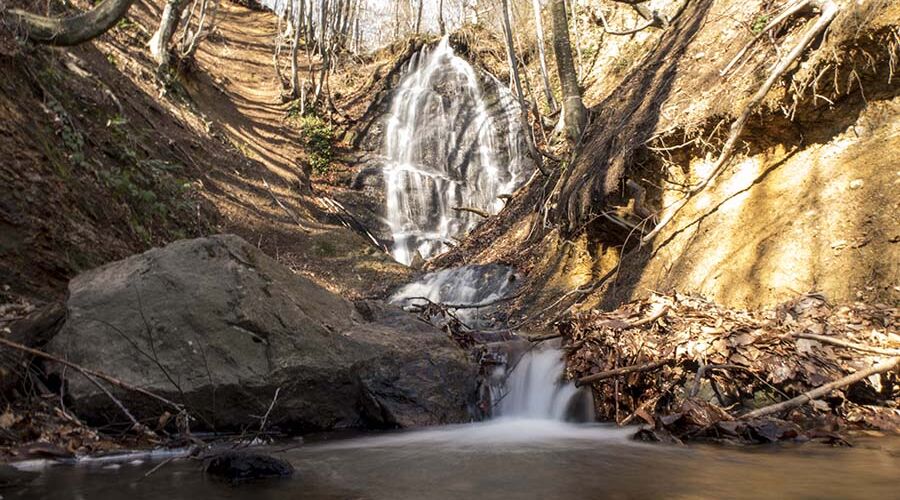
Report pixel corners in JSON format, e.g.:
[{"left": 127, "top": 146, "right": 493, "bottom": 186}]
[
  {"left": 0, "top": 0, "right": 409, "bottom": 324},
  {"left": 433, "top": 0, "right": 899, "bottom": 326}
]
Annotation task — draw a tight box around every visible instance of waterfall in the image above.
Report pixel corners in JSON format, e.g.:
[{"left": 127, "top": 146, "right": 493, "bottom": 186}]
[
  {"left": 493, "top": 349, "right": 593, "bottom": 422},
  {"left": 382, "top": 36, "right": 531, "bottom": 265},
  {"left": 389, "top": 264, "right": 516, "bottom": 330},
  {"left": 390, "top": 265, "right": 592, "bottom": 421}
]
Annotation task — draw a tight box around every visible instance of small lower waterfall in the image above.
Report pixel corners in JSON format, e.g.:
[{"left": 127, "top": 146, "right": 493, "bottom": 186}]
[
  {"left": 493, "top": 349, "right": 592, "bottom": 421},
  {"left": 382, "top": 36, "right": 532, "bottom": 265},
  {"left": 390, "top": 265, "right": 592, "bottom": 422}
]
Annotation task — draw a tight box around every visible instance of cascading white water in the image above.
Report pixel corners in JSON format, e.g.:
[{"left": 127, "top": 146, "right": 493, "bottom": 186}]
[
  {"left": 493, "top": 349, "right": 593, "bottom": 421},
  {"left": 389, "top": 264, "right": 516, "bottom": 329},
  {"left": 382, "top": 36, "right": 531, "bottom": 265},
  {"left": 390, "top": 265, "right": 591, "bottom": 422}
]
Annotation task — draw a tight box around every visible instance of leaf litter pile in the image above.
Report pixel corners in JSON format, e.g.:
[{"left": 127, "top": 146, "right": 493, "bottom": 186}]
[{"left": 557, "top": 293, "right": 899, "bottom": 444}]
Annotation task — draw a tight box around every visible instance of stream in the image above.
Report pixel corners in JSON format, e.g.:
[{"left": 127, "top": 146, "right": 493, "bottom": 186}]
[
  {"left": 7, "top": 324, "right": 900, "bottom": 499},
  {"left": 8, "top": 417, "right": 900, "bottom": 499}
]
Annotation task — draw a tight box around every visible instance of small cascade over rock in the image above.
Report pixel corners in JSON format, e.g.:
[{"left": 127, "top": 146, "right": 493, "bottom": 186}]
[
  {"left": 382, "top": 36, "right": 532, "bottom": 265},
  {"left": 389, "top": 264, "right": 516, "bottom": 329},
  {"left": 493, "top": 348, "right": 593, "bottom": 422},
  {"left": 390, "top": 265, "right": 592, "bottom": 421}
]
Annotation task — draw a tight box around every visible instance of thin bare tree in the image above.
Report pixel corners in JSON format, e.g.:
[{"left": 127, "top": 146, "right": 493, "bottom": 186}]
[{"left": 550, "top": 0, "right": 586, "bottom": 144}]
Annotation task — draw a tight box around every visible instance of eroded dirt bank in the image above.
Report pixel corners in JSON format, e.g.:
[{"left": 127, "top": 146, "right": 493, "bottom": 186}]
[{"left": 436, "top": 0, "right": 899, "bottom": 318}]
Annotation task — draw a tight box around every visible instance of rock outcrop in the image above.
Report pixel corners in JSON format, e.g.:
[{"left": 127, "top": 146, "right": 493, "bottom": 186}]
[{"left": 44, "top": 234, "right": 477, "bottom": 431}]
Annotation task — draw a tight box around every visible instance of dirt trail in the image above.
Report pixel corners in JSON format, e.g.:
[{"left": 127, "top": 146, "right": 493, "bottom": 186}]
[{"left": 191, "top": 1, "right": 309, "bottom": 186}]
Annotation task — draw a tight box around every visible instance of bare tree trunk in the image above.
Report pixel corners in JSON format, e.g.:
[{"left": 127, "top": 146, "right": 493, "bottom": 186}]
[
  {"left": 415, "top": 0, "right": 424, "bottom": 35},
  {"left": 501, "top": 0, "right": 547, "bottom": 174},
  {"left": 531, "top": 0, "right": 557, "bottom": 112},
  {"left": 179, "top": 0, "right": 217, "bottom": 62},
  {"left": 307, "top": 0, "right": 315, "bottom": 46},
  {"left": 438, "top": 0, "right": 446, "bottom": 35},
  {"left": 393, "top": 0, "right": 400, "bottom": 39},
  {"left": 353, "top": 2, "right": 361, "bottom": 52},
  {"left": 290, "top": 0, "right": 303, "bottom": 97},
  {"left": 318, "top": 0, "right": 328, "bottom": 56},
  {"left": 551, "top": 0, "right": 586, "bottom": 144},
  {"left": 149, "top": 0, "right": 187, "bottom": 70},
  {"left": 7, "top": 0, "right": 137, "bottom": 46}
]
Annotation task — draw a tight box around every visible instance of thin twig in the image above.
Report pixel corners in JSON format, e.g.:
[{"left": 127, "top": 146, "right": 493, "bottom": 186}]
[
  {"left": 263, "top": 179, "right": 313, "bottom": 233},
  {"left": 0, "top": 337, "right": 184, "bottom": 412},
  {"left": 576, "top": 358, "right": 672, "bottom": 386},
  {"left": 795, "top": 333, "right": 900, "bottom": 356}
]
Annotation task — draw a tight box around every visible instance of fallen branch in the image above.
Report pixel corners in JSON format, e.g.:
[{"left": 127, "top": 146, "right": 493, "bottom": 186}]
[
  {"left": 576, "top": 358, "right": 671, "bottom": 386},
  {"left": 594, "top": 7, "right": 663, "bottom": 35},
  {"left": 0, "top": 337, "right": 184, "bottom": 412},
  {"left": 262, "top": 179, "right": 312, "bottom": 233},
  {"left": 742, "top": 356, "right": 900, "bottom": 419},
  {"left": 318, "top": 196, "right": 388, "bottom": 253},
  {"left": 641, "top": 0, "right": 838, "bottom": 244},
  {"left": 795, "top": 333, "right": 900, "bottom": 356},
  {"left": 452, "top": 206, "right": 491, "bottom": 218},
  {"left": 259, "top": 387, "right": 281, "bottom": 433},
  {"left": 630, "top": 305, "right": 669, "bottom": 327},
  {"left": 82, "top": 372, "right": 143, "bottom": 431}
]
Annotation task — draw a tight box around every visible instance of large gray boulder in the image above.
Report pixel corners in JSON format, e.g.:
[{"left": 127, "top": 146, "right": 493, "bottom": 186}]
[{"left": 45, "top": 235, "right": 477, "bottom": 431}]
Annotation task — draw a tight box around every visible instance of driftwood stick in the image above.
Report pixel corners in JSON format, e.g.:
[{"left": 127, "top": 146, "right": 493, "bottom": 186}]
[
  {"left": 577, "top": 358, "right": 671, "bottom": 386},
  {"left": 0, "top": 337, "right": 184, "bottom": 411},
  {"left": 630, "top": 305, "right": 670, "bottom": 327},
  {"left": 795, "top": 333, "right": 900, "bottom": 356},
  {"left": 258, "top": 387, "right": 281, "bottom": 433},
  {"left": 742, "top": 356, "right": 900, "bottom": 420},
  {"left": 81, "top": 371, "right": 143, "bottom": 430},
  {"left": 452, "top": 206, "right": 491, "bottom": 218},
  {"left": 262, "top": 179, "right": 312, "bottom": 233}
]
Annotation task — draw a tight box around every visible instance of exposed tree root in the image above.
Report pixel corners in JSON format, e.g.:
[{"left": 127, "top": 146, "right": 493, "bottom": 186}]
[
  {"left": 5, "top": 0, "right": 136, "bottom": 46},
  {"left": 641, "top": 0, "right": 839, "bottom": 244},
  {"left": 721, "top": 0, "right": 814, "bottom": 77}
]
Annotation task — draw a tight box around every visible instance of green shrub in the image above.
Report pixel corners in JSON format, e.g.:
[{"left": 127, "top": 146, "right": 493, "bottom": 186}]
[{"left": 297, "top": 115, "right": 335, "bottom": 175}]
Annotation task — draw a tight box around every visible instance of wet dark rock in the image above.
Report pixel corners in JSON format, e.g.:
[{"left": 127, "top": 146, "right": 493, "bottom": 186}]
[
  {"left": 1, "top": 301, "right": 66, "bottom": 395},
  {"left": 44, "top": 235, "right": 478, "bottom": 432},
  {"left": 0, "top": 465, "right": 38, "bottom": 489},
  {"left": 203, "top": 452, "right": 294, "bottom": 483}
]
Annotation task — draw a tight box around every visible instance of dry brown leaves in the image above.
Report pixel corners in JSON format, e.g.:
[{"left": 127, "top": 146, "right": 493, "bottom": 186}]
[
  {"left": 0, "top": 399, "right": 127, "bottom": 461},
  {"left": 558, "top": 292, "right": 899, "bottom": 443}
]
